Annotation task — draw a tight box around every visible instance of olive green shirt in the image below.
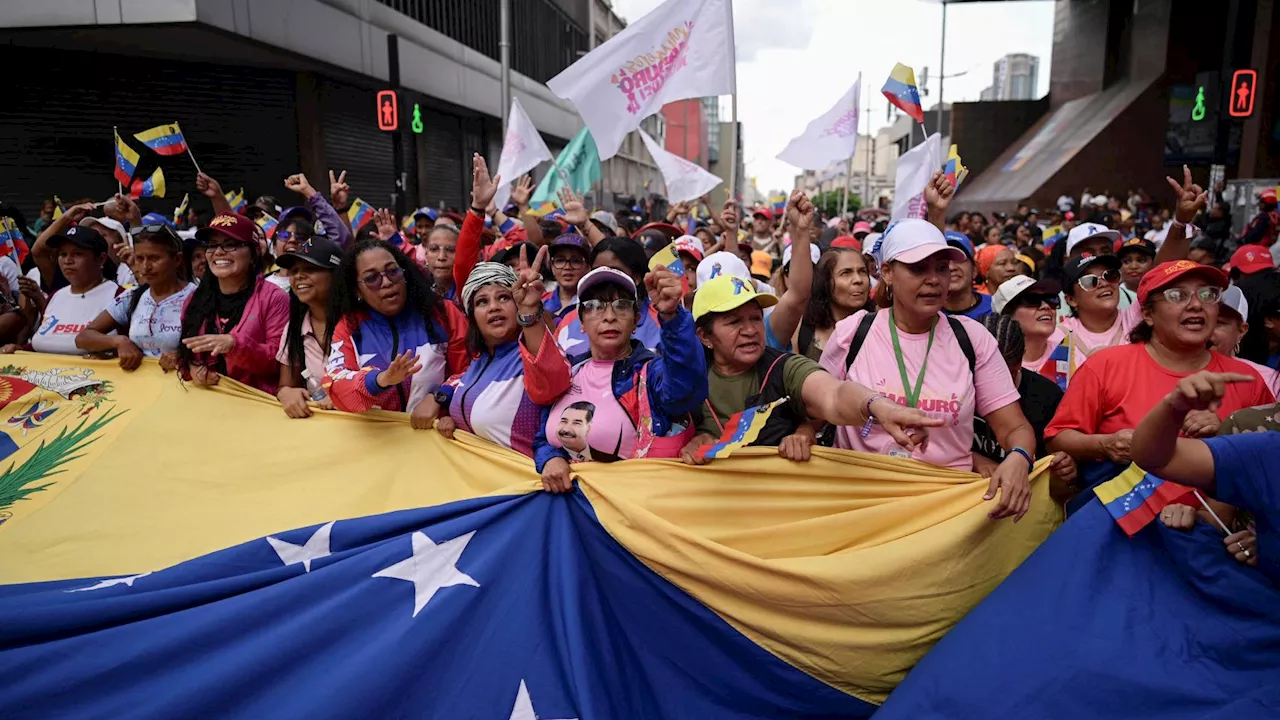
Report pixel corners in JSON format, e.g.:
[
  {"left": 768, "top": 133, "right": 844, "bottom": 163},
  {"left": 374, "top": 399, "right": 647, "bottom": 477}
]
[{"left": 698, "top": 355, "right": 822, "bottom": 437}]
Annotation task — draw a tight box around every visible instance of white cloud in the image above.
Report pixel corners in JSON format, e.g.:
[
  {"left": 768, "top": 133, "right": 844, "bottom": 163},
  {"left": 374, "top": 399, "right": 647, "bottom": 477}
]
[{"left": 608, "top": 0, "right": 1055, "bottom": 191}]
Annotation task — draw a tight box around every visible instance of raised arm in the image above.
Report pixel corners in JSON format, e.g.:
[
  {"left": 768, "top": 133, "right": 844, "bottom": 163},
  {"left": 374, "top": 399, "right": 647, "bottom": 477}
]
[
  {"left": 1154, "top": 165, "right": 1203, "bottom": 265},
  {"left": 768, "top": 190, "right": 815, "bottom": 347}
]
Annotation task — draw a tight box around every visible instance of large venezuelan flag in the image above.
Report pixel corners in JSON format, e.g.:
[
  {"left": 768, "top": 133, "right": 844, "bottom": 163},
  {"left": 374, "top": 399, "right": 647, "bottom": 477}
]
[{"left": 0, "top": 354, "right": 1059, "bottom": 718}]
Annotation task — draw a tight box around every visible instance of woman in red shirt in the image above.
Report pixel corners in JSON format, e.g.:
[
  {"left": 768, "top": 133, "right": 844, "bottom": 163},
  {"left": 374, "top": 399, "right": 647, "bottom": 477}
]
[{"left": 1046, "top": 260, "right": 1275, "bottom": 511}]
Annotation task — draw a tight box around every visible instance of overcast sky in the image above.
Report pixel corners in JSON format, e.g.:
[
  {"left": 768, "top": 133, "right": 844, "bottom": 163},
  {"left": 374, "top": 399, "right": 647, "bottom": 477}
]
[{"left": 608, "top": 0, "right": 1055, "bottom": 191}]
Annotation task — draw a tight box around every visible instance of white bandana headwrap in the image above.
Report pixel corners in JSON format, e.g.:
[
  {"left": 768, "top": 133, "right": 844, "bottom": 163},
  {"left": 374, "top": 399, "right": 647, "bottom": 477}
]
[{"left": 461, "top": 262, "right": 518, "bottom": 313}]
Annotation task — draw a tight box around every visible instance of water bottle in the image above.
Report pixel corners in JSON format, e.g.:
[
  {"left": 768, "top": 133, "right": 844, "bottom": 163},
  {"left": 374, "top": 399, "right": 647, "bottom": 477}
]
[{"left": 301, "top": 369, "right": 327, "bottom": 402}]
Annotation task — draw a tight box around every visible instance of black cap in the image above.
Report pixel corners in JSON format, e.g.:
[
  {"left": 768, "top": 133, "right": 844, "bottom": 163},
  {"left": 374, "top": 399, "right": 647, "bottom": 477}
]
[
  {"left": 47, "top": 225, "right": 107, "bottom": 254},
  {"left": 1062, "top": 253, "right": 1121, "bottom": 287},
  {"left": 1115, "top": 236, "right": 1156, "bottom": 258},
  {"left": 276, "top": 235, "right": 343, "bottom": 270},
  {"left": 495, "top": 242, "right": 539, "bottom": 266}
]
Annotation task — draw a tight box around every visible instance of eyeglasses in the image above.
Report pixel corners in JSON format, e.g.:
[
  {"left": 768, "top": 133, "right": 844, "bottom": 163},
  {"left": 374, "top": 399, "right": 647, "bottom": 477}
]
[
  {"left": 204, "top": 241, "right": 252, "bottom": 254},
  {"left": 1015, "top": 294, "right": 1060, "bottom": 309},
  {"left": 1077, "top": 269, "right": 1121, "bottom": 291},
  {"left": 359, "top": 266, "right": 405, "bottom": 290},
  {"left": 580, "top": 298, "right": 636, "bottom": 317},
  {"left": 276, "top": 228, "right": 311, "bottom": 243},
  {"left": 1156, "top": 286, "right": 1222, "bottom": 306},
  {"left": 551, "top": 256, "right": 587, "bottom": 270}
]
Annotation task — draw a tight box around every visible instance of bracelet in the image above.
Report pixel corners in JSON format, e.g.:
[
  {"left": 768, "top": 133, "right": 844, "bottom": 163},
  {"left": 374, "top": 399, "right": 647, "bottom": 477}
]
[
  {"left": 1172, "top": 218, "right": 1188, "bottom": 228},
  {"left": 1009, "top": 446, "right": 1034, "bottom": 471},
  {"left": 516, "top": 307, "right": 544, "bottom": 327},
  {"left": 470, "top": 205, "right": 486, "bottom": 216},
  {"left": 859, "top": 394, "right": 891, "bottom": 438}
]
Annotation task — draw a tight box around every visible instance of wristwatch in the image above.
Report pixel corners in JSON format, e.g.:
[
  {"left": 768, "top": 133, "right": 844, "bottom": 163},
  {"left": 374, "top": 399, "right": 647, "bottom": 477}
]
[
  {"left": 432, "top": 389, "right": 450, "bottom": 410},
  {"left": 517, "top": 306, "right": 544, "bottom": 327}
]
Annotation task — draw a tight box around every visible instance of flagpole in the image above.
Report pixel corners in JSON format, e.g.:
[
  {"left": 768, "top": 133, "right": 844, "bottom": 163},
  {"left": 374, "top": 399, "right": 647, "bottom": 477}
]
[
  {"left": 841, "top": 153, "right": 852, "bottom": 218},
  {"left": 724, "top": 0, "right": 739, "bottom": 204},
  {"left": 113, "top": 126, "right": 122, "bottom": 196}
]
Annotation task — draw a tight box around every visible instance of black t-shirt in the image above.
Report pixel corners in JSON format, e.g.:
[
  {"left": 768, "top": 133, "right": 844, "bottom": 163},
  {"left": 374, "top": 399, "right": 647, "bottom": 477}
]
[
  {"left": 973, "top": 369, "right": 1063, "bottom": 461},
  {"left": 1237, "top": 269, "right": 1280, "bottom": 365}
]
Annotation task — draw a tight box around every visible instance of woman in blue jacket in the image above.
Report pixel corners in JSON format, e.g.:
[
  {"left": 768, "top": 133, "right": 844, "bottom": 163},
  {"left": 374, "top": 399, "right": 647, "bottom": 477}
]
[{"left": 531, "top": 262, "right": 707, "bottom": 492}]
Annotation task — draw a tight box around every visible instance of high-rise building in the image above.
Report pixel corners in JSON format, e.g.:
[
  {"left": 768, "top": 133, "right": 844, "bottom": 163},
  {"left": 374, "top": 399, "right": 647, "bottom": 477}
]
[{"left": 985, "top": 53, "right": 1040, "bottom": 101}]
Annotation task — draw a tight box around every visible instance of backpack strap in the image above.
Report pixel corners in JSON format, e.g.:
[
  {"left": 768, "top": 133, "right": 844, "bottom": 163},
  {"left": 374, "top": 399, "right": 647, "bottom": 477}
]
[
  {"left": 841, "top": 310, "right": 879, "bottom": 376},
  {"left": 946, "top": 315, "right": 977, "bottom": 378},
  {"left": 797, "top": 322, "right": 816, "bottom": 357}
]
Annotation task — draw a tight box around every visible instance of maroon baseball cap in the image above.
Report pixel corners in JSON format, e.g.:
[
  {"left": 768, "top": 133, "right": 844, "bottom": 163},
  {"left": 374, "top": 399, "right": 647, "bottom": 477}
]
[{"left": 196, "top": 212, "right": 257, "bottom": 245}]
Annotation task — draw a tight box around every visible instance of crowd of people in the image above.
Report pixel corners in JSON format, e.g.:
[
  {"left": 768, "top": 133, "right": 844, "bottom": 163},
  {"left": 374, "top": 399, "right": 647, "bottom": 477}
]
[{"left": 1, "top": 157, "right": 1278, "bottom": 577}]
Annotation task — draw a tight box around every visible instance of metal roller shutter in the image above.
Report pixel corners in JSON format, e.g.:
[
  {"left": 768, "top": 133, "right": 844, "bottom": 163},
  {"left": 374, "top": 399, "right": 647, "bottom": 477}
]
[
  {"left": 318, "top": 80, "right": 396, "bottom": 210},
  {"left": 0, "top": 46, "right": 298, "bottom": 219},
  {"left": 419, "top": 109, "right": 464, "bottom": 210}
]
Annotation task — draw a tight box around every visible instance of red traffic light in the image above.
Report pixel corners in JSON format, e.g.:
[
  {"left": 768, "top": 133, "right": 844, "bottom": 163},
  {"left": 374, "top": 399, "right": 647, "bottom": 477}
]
[
  {"left": 1228, "top": 69, "right": 1257, "bottom": 118},
  {"left": 377, "top": 90, "right": 399, "bottom": 131}
]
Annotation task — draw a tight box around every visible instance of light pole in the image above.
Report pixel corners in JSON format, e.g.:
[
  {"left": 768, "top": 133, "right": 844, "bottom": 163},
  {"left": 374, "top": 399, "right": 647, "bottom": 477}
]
[
  {"left": 937, "top": 0, "right": 947, "bottom": 136},
  {"left": 500, "top": 0, "right": 511, "bottom": 130}
]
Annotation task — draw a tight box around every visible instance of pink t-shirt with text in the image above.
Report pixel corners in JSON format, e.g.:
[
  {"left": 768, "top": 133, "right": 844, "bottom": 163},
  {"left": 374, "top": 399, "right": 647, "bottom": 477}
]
[{"left": 819, "top": 310, "right": 1021, "bottom": 470}]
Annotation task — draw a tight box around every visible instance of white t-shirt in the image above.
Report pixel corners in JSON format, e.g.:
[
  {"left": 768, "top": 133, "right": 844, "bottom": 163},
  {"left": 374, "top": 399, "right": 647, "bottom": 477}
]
[
  {"left": 106, "top": 283, "right": 197, "bottom": 357},
  {"left": 32, "top": 281, "right": 121, "bottom": 355},
  {"left": 0, "top": 257, "right": 19, "bottom": 303}
]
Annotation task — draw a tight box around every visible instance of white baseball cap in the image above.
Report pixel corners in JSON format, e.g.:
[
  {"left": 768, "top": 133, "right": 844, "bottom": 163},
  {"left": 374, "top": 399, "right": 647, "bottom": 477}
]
[
  {"left": 1220, "top": 284, "right": 1248, "bottom": 322},
  {"left": 782, "top": 243, "right": 819, "bottom": 268},
  {"left": 876, "top": 219, "right": 965, "bottom": 265},
  {"left": 1064, "top": 222, "right": 1120, "bottom": 256},
  {"left": 696, "top": 251, "right": 752, "bottom": 288},
  {"left": 576, "top": 266, "right": 637, "bottom": 298},
  {"left": 80, "top": 216, "right": 128, "bottom": 245},
  {"left": 991, "top": 275, "right": 1061, "bottom": 314}
]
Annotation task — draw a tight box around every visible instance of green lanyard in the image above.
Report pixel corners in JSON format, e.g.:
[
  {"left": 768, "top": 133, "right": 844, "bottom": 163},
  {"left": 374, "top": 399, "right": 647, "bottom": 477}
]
[{"left": 887, "top": 309, "right": 936, "bottom": 409}]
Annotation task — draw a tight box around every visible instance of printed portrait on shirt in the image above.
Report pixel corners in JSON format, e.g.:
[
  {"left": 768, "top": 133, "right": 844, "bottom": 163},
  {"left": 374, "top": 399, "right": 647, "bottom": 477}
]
[{"left": 556, "top": 401, "right": 595, "bottom": 462}]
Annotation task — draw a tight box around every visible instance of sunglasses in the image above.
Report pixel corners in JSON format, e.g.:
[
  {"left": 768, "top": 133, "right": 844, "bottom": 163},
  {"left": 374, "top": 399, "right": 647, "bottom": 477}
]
[
  {"left": 1156, "top": 286, "right": 1222, "bottom": 306},
  {"left": 359, "top": 266, "right": 405, "bottom": 290},
  {"left": 580, "top": 298, "right": 637, "bottom": 317},
  {"left": 1015, "top": 294, "right": 1060, "bottom": 309},
  {"left": 129, "top": 223, "right": 181, "bottom": 247},
  {"left": 276, "top": 228, "right": 312, "bottom": 243},
  {"left": 1076, "top": 268, "right": 1121, "bottom": 291}
]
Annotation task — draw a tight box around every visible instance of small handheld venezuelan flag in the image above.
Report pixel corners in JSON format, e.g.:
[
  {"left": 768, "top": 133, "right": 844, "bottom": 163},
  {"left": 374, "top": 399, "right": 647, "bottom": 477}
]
[
  {"left": 943, "top": 144, "right": 967, "bottom": 191},
  {"left": 256, "top": 213, "right": 279, "bottom": 240},
  {"left": 114, "top": 128, "right": 139, "bottom": 186},
  {"left": 770, "top": 193, "right": 787, "bottom": 215},
  {"left": 52, "top": 196, "right": 65, "bottom": 221},
  {"left": 172, "top": 193, "right": 189, "bottom": 225},
  {"left": 347, "top": 198, "right": 373, "bottom": 230},
  {"left": 225, "top": 188, "right": 247, "bottom": 213},
  {"left": 695, "top": 397, "right": 789, "bottom": 461},
  {"left": 882, "top": 63, "right": 924, "bottom": 123},
  {"left": 134, "top": 123, "right": 189, "bottom": 156},
  {"left": 1095, "top": 464, "right": 1195, "bottom": 537},
  {"left": 0, "top": 218, "right": 24, "bottom": 264},
  {"left": 129, "top": 168, "right": 166, "bottom": 199},
  {"left": 647, "top": 242, "right": 689, "bottom": 295}
]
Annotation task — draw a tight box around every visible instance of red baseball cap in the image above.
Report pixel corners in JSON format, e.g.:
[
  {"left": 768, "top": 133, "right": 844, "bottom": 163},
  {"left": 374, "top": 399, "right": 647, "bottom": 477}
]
[
  {"left": 196, "top": 212, "right": 257, "bottom": 245},
  {"left": 830, "top": 235, "right": 863, "bottom": 251},
  {"left": 751, "top": 207, "right": 774, "bottom": 221},
  {"left": 1229, "top": 244, "right": 1275, "bottom": 275},
  {"left": 1260, "top": 189, "right": 1278, "bottom": 204},
  {"left": 1136, "top": 260, "right": 1228, "bottom": 304}
]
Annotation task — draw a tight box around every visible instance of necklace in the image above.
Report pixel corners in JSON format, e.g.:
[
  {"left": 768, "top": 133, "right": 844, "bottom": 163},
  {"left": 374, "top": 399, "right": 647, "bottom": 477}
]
[{"left": 888, "top": 309, "right": 936, "bottom": 408}]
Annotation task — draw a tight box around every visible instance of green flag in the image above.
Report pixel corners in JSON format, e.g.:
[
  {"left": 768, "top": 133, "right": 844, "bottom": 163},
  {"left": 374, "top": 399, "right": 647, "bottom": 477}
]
[{"left": 531, "top": 126, "right": 601, "bottom": 205}]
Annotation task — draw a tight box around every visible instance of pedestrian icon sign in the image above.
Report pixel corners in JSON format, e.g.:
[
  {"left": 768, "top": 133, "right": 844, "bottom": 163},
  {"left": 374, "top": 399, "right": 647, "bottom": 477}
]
[
  {"left": 377, "top": 90, "right": 399, "bottom": 131},
  {"left": 1228, "top": 69, "right": 1256, "bottom": 118},
  {"left": 1191, "top": 86, "right": 1206, "bottom": 122},
  {"left": 411, "top": 103, "right": 424, "bottom": 134}
]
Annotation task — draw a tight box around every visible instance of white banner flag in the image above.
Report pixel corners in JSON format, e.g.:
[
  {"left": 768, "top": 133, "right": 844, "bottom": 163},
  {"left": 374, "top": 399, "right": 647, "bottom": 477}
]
[
  {"left": 493, "top": 98, "right": 554, "bottom": 209},
  {"left": 547, "top": 0, "right": 736, "bottom": 161},
  {"left": 892, "top": 132, "right": 941, "bottom": 222},
  {"left": 639, "top": 129, "right": 722, "bottom": 203},
  {"left": 776, "top": 75, "right": 862, "bottom": 170}
]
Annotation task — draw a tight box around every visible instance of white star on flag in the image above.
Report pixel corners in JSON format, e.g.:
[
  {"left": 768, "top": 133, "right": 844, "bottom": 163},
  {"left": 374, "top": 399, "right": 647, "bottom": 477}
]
[
  {"left": 65, "top": 571, "right": 152, "bottom": 593},
  {"left": 266, "top": 521, "right": 334, "bottom": 573},
  {"left": 357, "top": 351, "right": 377, "bottom": 367},
  {"left": 373, "top": 530, "right": 479, "bottom": 617},
  {"left": 508, "top": 679, "right": 578, "bottom": 720}
]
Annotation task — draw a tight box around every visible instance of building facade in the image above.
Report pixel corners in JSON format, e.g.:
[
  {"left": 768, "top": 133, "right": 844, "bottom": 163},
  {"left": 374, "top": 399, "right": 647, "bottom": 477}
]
[
  {"left": 980, "top": 53, "right": 1041, "bottom": 102},
  {"left": 0, "top": 0, "right": 663, "bottom": 219}
]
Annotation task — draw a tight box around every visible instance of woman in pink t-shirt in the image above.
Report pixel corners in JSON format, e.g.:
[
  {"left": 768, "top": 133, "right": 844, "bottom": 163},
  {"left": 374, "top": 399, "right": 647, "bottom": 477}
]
[
  {"left": 1056, "top": 253, "right": 1142, "bottom": 381},
  {"left": 820, "top": 219, "right": 1035, "bottom": 521}
]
